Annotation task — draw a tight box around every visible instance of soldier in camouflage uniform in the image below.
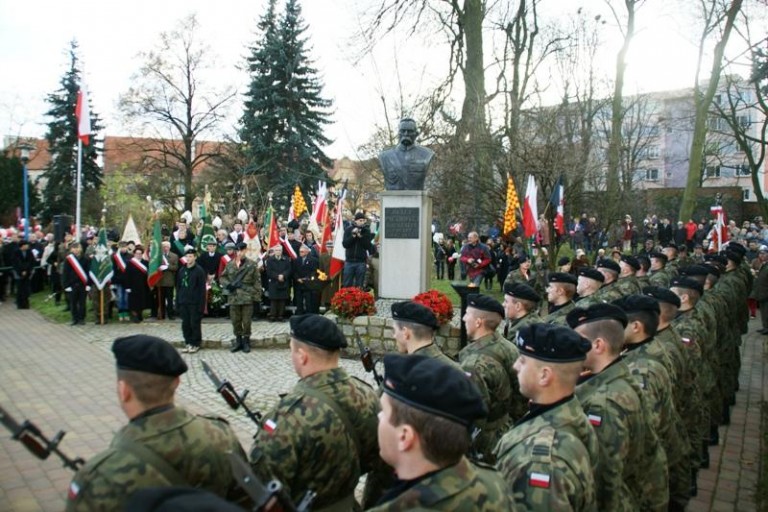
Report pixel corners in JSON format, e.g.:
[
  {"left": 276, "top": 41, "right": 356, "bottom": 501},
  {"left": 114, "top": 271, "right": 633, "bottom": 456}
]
[
  {"left": 648, "top": 251, "right": 671, "bottom": 288},
  {"left": 567, "top": 304, "right": 669, "bottom": 512},
  {"left": 662, "top": 243, "right": 681, "bottom": 278},
  {"left": 615, "top": 295, "right": 691, "bottom": 511},
  {"left": 250, "top": 314, "right": 380, "bottom": 511},
  {"left": 574, "top": 267, "right": 605, "bottom": 308},
  {"left": 495, "top": 323, "right": 599, "bottom": 511},
  {"left": 615, "top": 255, "right": 642, "bottom": 297},
  {"left": 368, "top": 354, "right": 513, "bottom": 511},
  {"left": 502, "top": 282, "right": 543, "bottom": 340},
  {"left": 66, "top": 335, "right": 249, "bottom": 511},
  {"left": 635, "top": 255, "right": 651, "bottom": 288},
  {"left": 543, "top": 272, "right": 577, "bottom": 326},
  {"left": 390, "top": 301, "right": 459, "bottom": 368},
  {"left": 220, "top": 242, "right": 262, "bottom": 353},
  {"left": 590, "top": 259, "right": 624, "bottom": 304},
  {"left": 458, "top": 294, "right": 525, "bottom": 462}
]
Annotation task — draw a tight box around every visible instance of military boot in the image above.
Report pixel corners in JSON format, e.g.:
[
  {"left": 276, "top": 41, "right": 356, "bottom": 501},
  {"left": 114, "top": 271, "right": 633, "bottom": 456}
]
[
  {"left": 709, "top": 425, "right": 719, "bottom": 446},
  {"left": 722, "top": 402, "right": 731, "bottom": 425},
  {"left": 690, "top": 469, "right": 698, "bottom": 497},
  {"left": 242, "top": 337, "right": 251, "bottom": 353},
  {"left": 230, "top": 336, "right": 243, "bottom": 353},
  {"left": 701, "top": 442, "right": 710, "bottom": 469}
]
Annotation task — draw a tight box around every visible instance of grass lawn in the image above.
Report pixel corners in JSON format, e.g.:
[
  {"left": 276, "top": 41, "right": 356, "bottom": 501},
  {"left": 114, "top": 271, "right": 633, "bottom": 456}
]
[{"left": 29, "top": 291, "right": 70, "bottom": 324}]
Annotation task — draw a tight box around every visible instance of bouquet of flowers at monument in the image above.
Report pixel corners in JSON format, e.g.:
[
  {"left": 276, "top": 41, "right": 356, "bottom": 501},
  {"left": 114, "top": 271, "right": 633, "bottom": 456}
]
[
  {"left": 208, "top": 281, "right": 227, "bottom": 317},
  {"left": 413, "top": 289, "right": 454, "bottom": 326},
  {"left": 331, "top": 287, "right": 377, "bottom": 320}
]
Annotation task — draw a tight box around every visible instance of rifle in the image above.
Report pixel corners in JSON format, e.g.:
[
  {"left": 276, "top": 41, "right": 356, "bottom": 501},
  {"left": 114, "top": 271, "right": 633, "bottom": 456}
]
[
  {"left": 355, "top": 334, "right": 383, "bottom": 386},
  {"left": 469, "top": 426, "right": 484, "bottom": 463},
  {"left": 229, "top": 453, "right": 315, "bottom": 512},
  {"left": 0, "top": 404, "right": 84, "bottom": 472},
  {"left": 201, "top": 361, "right": 263, "bottom": 428}
]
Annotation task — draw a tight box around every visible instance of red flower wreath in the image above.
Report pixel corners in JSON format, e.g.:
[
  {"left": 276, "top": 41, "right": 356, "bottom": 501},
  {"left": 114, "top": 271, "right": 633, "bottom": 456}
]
[
  {"left": 331, "top": 287, "right": 377, "bottom": 320},
  {"left": 412, "top": 289, "right": 455, "bottom": 326}
]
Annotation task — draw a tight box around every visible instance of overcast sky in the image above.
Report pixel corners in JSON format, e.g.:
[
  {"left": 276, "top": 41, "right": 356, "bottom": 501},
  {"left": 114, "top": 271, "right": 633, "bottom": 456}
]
[{"left": 0, "top": 0, "right": 753, "bottom": 159}]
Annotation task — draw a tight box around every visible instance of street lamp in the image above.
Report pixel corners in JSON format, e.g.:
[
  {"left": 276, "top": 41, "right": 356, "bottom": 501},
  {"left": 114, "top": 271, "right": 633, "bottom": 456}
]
[{"left": 19, "top": 142, "right": 34, "bottom": 240}]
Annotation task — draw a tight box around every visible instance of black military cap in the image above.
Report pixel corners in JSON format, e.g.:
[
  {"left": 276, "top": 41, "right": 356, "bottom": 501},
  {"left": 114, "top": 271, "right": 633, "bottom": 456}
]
[
  {"left": 382, "top": 354, "right": 487, "bottom": 427},
  {"left": 703, "top": 264, "right": 721, "bottom": 277},
  {"left": 578, "top": 267, "right": 605, "bottom": 283},
  {"left": 642, "top": 286, "right": 681, "bottom": 308},
  {"left": 704, "top": 253, "right": 727, "bottom": 266},
  {"left": 290, "top": 314, "right": 347, "bottom": 351},
  {"left": 235, "top": 242, "right": 248, "bottom": 251},
  {"left": 663, "top": 242, "right": 678, "bottom": 250},
  {"left": 724, "top": 249, "right": 743, "bottom": 263},
  {"left": 670, "top": 276, "right": 704, "bottom": 295},
  {"left": 548, "top": 272, "right": 577, "bottom": 285},
  {"left": 566, "top": 303, "right": 628, "bottom": 329},
  {"left": 613, "top": 294, "right": 661, "bottom": 315},
  {"left": 503, "top": 282, "right": 542, "bottom": 302},
  {"left": 112, "top": 335, "right": 188, "bottom": 377},
  {"left": 596, "top": 259, "right": 620, "bottom": 273},
  {"left": 649, "top": 251, "right": 668, "bottom": 263},
  {"left": 516, "top": 253, "right": 530, "bottom": 263},
  {"left": 467, "top": 293, "right": 504, "bottom": 317},
  {"left": 727, "top": 242, "right": 746, "bottom": 256},
  {"left": 620, "top": 254, "right": 640, "bottom": 271},
  {"left": 680, "top": 265, "right": 713, "bottom": 277},
  {"left": 557, "top": 256, "right": 571, "bottom": 266},
  {"left": 125, "top": 487, "right": 245, "bottom": 512},
  {"left": 515, "top": 323, "right": 592, "bottom": 363},
  {"left": 184, "top": 246, "right": 196, "bottom": 255},
  {"left": 391, "top": 301, "right": 438, "bottom": 330}
]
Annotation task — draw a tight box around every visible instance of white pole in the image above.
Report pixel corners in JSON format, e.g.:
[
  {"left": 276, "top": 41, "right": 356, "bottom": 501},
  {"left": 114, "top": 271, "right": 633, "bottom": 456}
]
[{"left": 76, "top": 138, "right": 82, "bottom": 240}]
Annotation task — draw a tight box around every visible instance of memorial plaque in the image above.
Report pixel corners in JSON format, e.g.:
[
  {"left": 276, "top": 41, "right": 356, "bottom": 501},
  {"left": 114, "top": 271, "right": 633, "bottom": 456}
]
[{"left": 384, "top": 207, "right": 420, "bottom": 239}]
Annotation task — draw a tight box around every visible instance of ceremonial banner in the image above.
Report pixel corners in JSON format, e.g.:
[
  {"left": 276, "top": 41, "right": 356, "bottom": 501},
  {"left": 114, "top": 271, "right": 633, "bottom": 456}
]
[
  {"left": 522, "top": 175, "right": 538, "bottom": 238},
  {"left": 503, "top": 174, "right": 519, "bottom": 235},
  {"left": 550, "top": 175, "right": 565, "bottom": 235},
  {"left": 89, "top": 228, "right": 114, "bottom": 290},
  {"left": 330, "top": 189, "right": 347, "bottom": 278},
  {"left": 147, "top": 220, "right": 163, "bottom": 287}
]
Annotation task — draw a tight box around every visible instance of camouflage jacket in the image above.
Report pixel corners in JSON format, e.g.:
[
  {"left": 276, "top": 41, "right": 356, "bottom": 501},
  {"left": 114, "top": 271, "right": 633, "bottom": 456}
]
[
  {"left": 575, "top": 358, "right": 669, "bottom": 512},
  {"left": 648, "top": 269, "right": 671, "bottom": 288},
  {"left": 655, "top": 326, "right": 693, "bottom": 418},
  {"left": 219, "top": 257, "right": 262, "bottom": 305},
  {"left": 591, "top": 281, "right": 623, "bottom": 304},
  {"left": 66, "top": 406, "right": 248, "bottom": 512},
  {"left": 250, "top": 367, "right": 380, "bottom": 510},
  {"left": 574, "top": 293, "right": 602, "bottom": 308},
  {"left": 412, "top": 342, "right": 461, "bottom": 369},
  {"left": 544, "top": 301, "right": 575, "bottom": 326},
  {"left": 494, "top": 396, "right": 599, "bottom": 511},
  {"left": 505, "top": 312, "right": 544, "bottom": 340},
  {"left": 615, "top": 275, "right": 642, "bottom": 297},
  {"left": 366, "top": 457, "right": 513, "bottom": 511}
]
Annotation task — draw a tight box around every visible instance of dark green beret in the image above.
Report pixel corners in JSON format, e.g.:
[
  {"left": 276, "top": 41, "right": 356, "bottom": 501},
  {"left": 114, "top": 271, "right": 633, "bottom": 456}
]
[
  {"left": 382, "top": 354, "right": 487, "bottom": 427},
  {"left": 566, "top": 303, "right": 628, "bottom": 329},
  {"left": 642, "top": 286, "right": 681, "bottom": 308},
  {"left": 391, "top": 301, "right": 438, "bottom": 330},
  {"left": 620, "top": 254, "right": 640, "bottom": 271},
  {"left": 670, "top": 276, "right": 704, "bottom": 295},
  {"left": 112, "top": 335, "right": 187, "bottom": 377},
  {"left": 548, "top": 272, "right": 577, "bottom": 285},
  {"left": 290, "top": 314, "right": 347, "bottom": 351},
  {"left": 613, "top": 294, "right": 660, "bottom": 315},
  {"left": 503, "top": 282, "right": 541, "bottom": 302},
  {"left": 515, "top": 323, "right": 591, "bottom": 363},
  {"left": 578, "top": 267, "right": 605, "bottom": 283},
  {"left": 649, "top": 251, "right": 668, "bottom": 263},
  {"left": 467, "top": 293, "right": 504, "bottom": 317},
  {"left": 596, "top": 259, "right": 620, "bottom": 274}
]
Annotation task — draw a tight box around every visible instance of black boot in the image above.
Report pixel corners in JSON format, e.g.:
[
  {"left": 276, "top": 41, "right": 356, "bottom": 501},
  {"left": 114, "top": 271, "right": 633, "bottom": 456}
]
[
  {"left": 230, "top": 336, "right": 242, "bottom": 353},
  {"left": 709, "top": 425, "right": 719, "bottom": 446},
  {"left": 242, "top": 337, "right": 251, "bottom": 353},
  {"left": 690, "top": 469, "right": 698, "bottom": 497},
  {"left": 701, "top": 442, "right": 710, "bottom": 469},
  {"left": 722, "top": 403, "right": 731, "bottom": 425}
]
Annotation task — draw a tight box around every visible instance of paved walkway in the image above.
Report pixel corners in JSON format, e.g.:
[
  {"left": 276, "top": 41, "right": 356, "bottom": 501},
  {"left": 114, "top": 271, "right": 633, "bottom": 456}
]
[{"left": 0, "top": 302, "right": 765, "bottom": 511}]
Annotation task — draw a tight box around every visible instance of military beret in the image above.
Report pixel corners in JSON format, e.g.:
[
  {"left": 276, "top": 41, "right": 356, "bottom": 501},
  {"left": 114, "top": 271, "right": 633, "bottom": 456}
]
[
  {"left": 516, "top": 253, "right": 530, "bottom": 264},
  {"left": 670, "top": 276, "right": 704, "bottom": 295},
  {"left": 727, "top": 242, "right": 746, "bottom": 256},
  {"left": 515, "top": 323, "right": 592, "bottom": 363},
  {"left": 235, "top": 242, "right": 248, "bottom": 251},
  {"left": 636, "top": 255, "right": 650, "bottom": 270},
  {"left": 557, "top": 257, "right": 571, "bottom": 266},
  {"left": 724, "top": 249, "right": 742, "bottom": 263},
  {"left": 503, "top": 282, "right": 542, "bottom": 303},
  {"left": 566, "top": 303, "right": 628, "bottom": 329},
  {"left": 290, "top": 314, "right": 347, "bottom": 350},
  {"left": 642, "top": 286, "right": 681, "bottom": 308},
  {"left": 112, "top": 335, "right": 188, "bottom": 377},
  {"left": 649, "top": 251, "right": 668, "bottom": 263},
  {"left": 704, "top": 253, "right": 727, "bottom": 266},
  {"left": 391, "top": 301, "right": 438, "bottom": 330},
  {"left": 703, "top": 264, "right": 721, "bottom": 277},
  {"left": 224, "top": 242, "right": 236, "bottom": 250},
  {"left": 578, "top": 267, "right": 605, "bottom": 283},
  {"left": 467, "top": 294, "right": 504, "bottom": 317},
  {"left": 184, "top": 246, "right": 196, "bottom": 255},
  {"left": 596, "top": 259, "right": 620, "bottom": 273},
  {"left": 548, "top": 272, "right": 577, "bottom": 285},
  {"left": 382, "top": 354, "right": 487, "bottom": 427},
  {"left": 613, "top": 294, "right": 660, "bottom": 315},
  {"left": 620, "top": 254, "right": 640, "bottom": 271},
  {"left": 125, "top": 487, "right": 244, "bottom": 512},
  {"left": 663, "top": 242, "right": 678, "bottom": 250},
  {"left": 680, "top": 265, "right": 713, "bottom": 277}
]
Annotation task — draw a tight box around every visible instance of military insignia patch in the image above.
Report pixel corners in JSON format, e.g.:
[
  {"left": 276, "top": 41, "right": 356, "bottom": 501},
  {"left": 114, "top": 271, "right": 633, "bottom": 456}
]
[
  {"left": 263, "top": 419, "right": 277, "bottom": 433},
  {"left": 68, "top": 481, "right": 80, "bottom": 500},
  {"left": 588, "top": 413, "right": 602, "bottom": 426},
  {"left": 529, "top": 472, "right": 551, "bottom": 488},
  {"left": 681, "top": 337, "right": 691, "bottom": 345}
]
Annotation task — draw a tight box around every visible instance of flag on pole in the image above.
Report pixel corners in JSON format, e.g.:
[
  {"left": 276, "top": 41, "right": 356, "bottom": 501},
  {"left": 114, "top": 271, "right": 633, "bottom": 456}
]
[
  {"left": 147, "top": 219, "right": 164, "bottom": 287},
  {"left": 710, "top": 205, "right": 728, "bottom": 252},
  {"left": 264, "top": 206, "right": 279, "bottom": 249},
  {"left": 196, "top": 215, "right": 216, "bottom": 252},
  {"left": 522, "top": 175, "right": 538, "bottom": 238},
  {"left": 120, "top": 215, "right": 142, "bottom": 246},
  {"left": 319, "top": 208, "right": 333, "bottom": 254},
  {"left": 75, "top": 82, "right": 92, "bottom": 145},
  {"left": 244, "top": 220, "right": 262, "bottom": 262},
  {"left": 550, "top": 175, "right": 565, "bottom": 236},
  {"left": 503, "top": 174, "right": 519, "bottom": 235},
  {"left": 89, "top": 228, "right": 114, "bottom": 290},
  {"left": 330, "top": 189, "right": 347, "bottom": 278},
  {"left": 310, "top": 182, "right": 328, "bottom": 226},
  {"left": 293, "top": 184, "right": 308, "bottom": 219}
]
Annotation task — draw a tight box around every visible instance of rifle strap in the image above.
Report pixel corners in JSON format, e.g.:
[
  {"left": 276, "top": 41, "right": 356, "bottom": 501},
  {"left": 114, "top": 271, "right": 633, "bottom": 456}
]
[{"left": 116, "top": 437, "right": 187, "bottom": 486}]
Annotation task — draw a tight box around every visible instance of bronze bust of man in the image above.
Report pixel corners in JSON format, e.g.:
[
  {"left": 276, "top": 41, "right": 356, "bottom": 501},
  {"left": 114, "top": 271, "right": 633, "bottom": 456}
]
[{"left": 378, "top": 118, "right": 435, "bottom": 191}]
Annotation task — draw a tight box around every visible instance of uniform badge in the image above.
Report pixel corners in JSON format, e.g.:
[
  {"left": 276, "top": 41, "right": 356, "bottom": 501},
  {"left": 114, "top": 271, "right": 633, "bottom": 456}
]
[
  {"left": 588, "top": 413, "right": 602, "bottom": 426},
  {"left": 263, "top": 419, "right": 277, "bottom": 433},
  {"left": 68, "top": 481, "right": 80, "bottom": 500},
  {"left": 529, "top": 472, "right": 551, "bottom": 488},
  {"left": 681, "top": 337, "right": 691, "bottom": 345}
]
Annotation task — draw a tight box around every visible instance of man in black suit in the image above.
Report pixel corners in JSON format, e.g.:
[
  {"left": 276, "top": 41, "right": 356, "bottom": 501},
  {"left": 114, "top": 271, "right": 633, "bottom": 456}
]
[
  {"left": 12, "top": 239, "right": 36, "bottom": 309},
  {"left": 292, "top": 244, "right": 320, "bottom": 314}
]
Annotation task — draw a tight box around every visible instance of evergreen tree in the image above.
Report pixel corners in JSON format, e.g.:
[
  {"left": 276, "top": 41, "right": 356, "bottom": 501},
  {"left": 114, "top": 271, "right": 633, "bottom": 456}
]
[
  {"left": 240, "top": 0, "right": 333, "bottom": 200},
  {"left": 41, "top": 40, "right": 102, "bottom": 223},
  {"left": 0, "top": 154, "right": 41, "bottom": 227}
]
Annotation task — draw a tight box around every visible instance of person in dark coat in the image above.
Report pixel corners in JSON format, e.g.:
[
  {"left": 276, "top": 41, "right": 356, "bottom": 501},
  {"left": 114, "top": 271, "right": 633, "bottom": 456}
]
[
  {"left": 12, "top": 239, "right": 36, "bottom": 309},
  {"left": 292, "top": 244, "right": 320, "bottom": 314},
  {"left": 125, "top": 245, "right": 150, "bottom": 323},
  {"left": 176, "top": 248, "right": 207, "bottom": 353},
  {"left": 266, "top": 245, "right": 292, "bottom": 321},
  {"left": 198, "top": 238, "right": 222, "bottom": 281},
  {"left": 62, "top": 242, "right": 90, "bottom": 325}
]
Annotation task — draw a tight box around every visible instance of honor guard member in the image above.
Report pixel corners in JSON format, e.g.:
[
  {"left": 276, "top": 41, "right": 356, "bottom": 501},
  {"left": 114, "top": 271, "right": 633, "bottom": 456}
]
[
  {"left": 590, "top": 259, "right": 623, "bottom": 303},
  {"left": 616, "top": 255, "right": 642, "bottom": 297},
  {"left": 648, "top": 251, "right": 670, "bottom": 287},
  {"left": 543, "top": 273, "right": 577, "bottom": 325},
  {"left": 391, "top": 301, "right": 459, "bottom": 368},
  {"left": 495, "top": 324, "right": 599, "bottom": 511},
  {"left": 368, "top": 354, "right": 513, "bottom": 511},
  {"left": 662, "top": 243, "right": 681, "bottom": 276},
  {"left": 458, "top": 294, "right": 526, "bottom": 461},
  {"left": 220, "top": 242, "right": 261, "bottom": 354},
  {"left": 567, "top": 304, "right": 669, "bottom": 512},
  {"left": 575, "top": 268, "right": 605, "bottom": 307},
  {"left": 66, "top": 335, "right": 248, "bottom": 511},
  {"left": 635, "top": 256, "right": 651, "bottom": 288},
  {"left": 502, "top": 282, "right": 543, "bottom": 339},
  {"left": 250, "top": 314, "right": 380, "bottom": 511}
]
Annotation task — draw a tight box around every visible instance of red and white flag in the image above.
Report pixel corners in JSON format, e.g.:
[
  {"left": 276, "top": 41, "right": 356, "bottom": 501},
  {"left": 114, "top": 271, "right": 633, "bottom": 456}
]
[
  {"left": 710, "top": 205, "right": 728, "bottom": 252},
  {"left": 330, "top": 189, "right": 347, "bottom": 278},
  {"left": 522, "top": 175, "right": 538, "bottom": 238},
  {"left": 75, "top": 82, "right": 92, "bottom": 145}
]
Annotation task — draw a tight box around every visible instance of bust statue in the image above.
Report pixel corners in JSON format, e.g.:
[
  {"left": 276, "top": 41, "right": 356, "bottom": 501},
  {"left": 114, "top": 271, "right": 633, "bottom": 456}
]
[{"left": 378, "top": 118, "right": 435, "bottom": 191}]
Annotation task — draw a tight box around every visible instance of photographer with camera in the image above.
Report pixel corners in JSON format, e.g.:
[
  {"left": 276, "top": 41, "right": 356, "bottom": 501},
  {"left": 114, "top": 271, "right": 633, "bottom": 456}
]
[{"left": 342, "top": 212, "right": 373, "bottom": 289}]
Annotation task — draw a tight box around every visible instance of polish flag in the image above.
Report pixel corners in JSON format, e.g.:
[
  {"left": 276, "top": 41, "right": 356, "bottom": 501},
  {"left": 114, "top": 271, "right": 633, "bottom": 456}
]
[
  {"left": 529, "top": 472, "right": 551, "bottom": 488},
  {"left": 550, "top": 175, "right": 565, "bottom": 235},
  {"left": 330, "top": 189, "right": 347, "bottom": 278},
  {"left": 522, "top": 175, "right": 538, "bottom": 238},
  {"left": 75, "top": 82, "right": 91, "bottom": 145}
]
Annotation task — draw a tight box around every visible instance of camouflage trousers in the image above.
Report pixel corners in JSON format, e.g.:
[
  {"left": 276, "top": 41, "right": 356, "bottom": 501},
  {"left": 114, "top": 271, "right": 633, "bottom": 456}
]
[{"left": 230, "top": 303, "right": 253, "bottom": 337}]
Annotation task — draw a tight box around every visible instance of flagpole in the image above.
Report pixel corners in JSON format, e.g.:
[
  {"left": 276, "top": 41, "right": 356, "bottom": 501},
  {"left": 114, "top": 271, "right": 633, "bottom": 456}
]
[
  {"left": 76, "top": 139, "right": 83, "bottom": 240},
  {"left": 100, "top": 289, "right": 104, "bottom": 325}
]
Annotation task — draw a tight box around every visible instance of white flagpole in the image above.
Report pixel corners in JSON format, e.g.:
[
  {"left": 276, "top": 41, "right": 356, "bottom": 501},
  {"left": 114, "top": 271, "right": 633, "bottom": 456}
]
[{"left": 76, "top": 138, "right": 82, "bottom": 240}]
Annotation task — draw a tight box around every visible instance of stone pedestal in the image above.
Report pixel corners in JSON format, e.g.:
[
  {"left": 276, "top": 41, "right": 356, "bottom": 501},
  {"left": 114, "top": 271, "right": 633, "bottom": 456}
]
[{"left": 378, "top": 191, "right": 432, "bottom": 299}]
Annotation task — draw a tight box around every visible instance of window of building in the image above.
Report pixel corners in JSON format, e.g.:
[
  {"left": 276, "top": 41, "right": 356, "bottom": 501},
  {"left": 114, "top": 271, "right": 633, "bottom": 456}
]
[
  {"left": 645, "top": 168, "right": 659, "bottom": 181},
  {"left": 736, "top": 164, "right": 751, "bottom": 176},
  {"left": 705, "top": 165, "right": 721, "bottom": 179},
  {"left": 645, "top": 145, "right": 660, "bottom": 159},
  {"left": 737, "top": 115, "right": 751, "bottom": 128},
  {"left": 743, "top": 189, "right": 750, "bottom": 201},
  {"left": 707, "top": 116, "right": 723, "bottom": 131}
]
